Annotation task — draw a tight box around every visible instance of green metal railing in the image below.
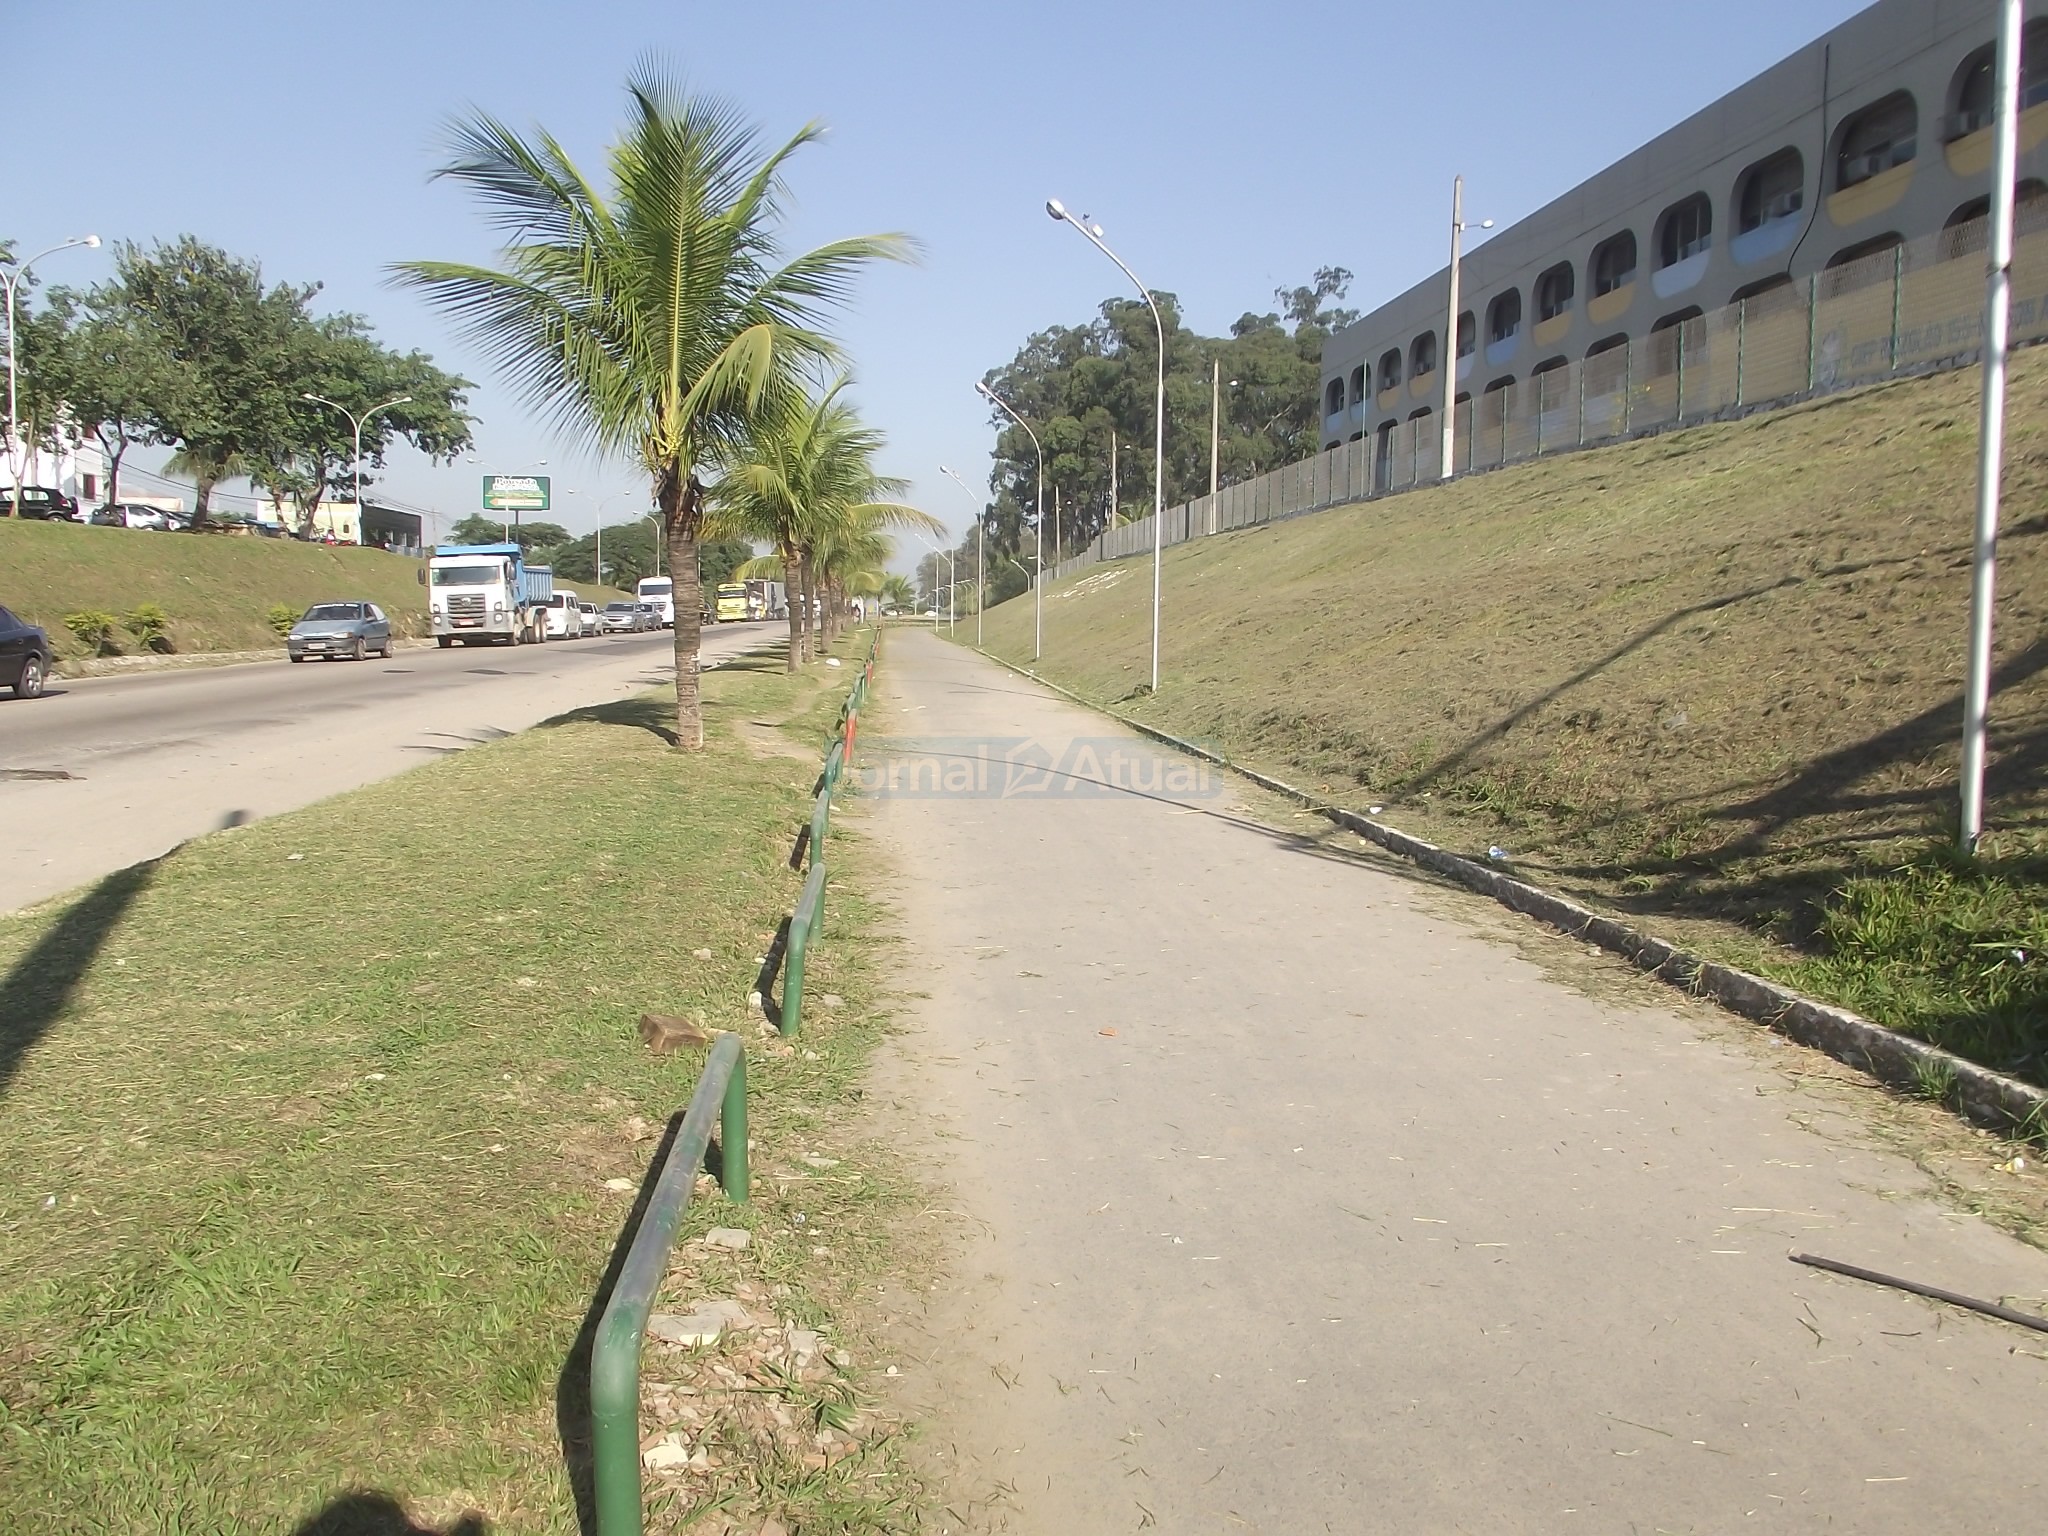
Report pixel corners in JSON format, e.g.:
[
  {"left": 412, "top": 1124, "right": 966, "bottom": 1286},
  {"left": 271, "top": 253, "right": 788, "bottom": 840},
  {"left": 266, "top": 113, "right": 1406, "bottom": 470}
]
[
  {"left": 779, "top": 859, "right": 829, "bottom": 1036},
  {"left": 589, "top": 1032, "right": 749, "bottom": 1536}
]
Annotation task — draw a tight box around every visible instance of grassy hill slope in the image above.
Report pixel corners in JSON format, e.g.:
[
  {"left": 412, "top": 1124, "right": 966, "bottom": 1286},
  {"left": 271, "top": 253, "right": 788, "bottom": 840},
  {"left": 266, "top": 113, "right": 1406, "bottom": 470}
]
[
  {"left": 0, "top": 521, "right": 634, "bottom": 663},
  {"left": 977, "top": 352, "right": 2048, "bottom": 1089}
]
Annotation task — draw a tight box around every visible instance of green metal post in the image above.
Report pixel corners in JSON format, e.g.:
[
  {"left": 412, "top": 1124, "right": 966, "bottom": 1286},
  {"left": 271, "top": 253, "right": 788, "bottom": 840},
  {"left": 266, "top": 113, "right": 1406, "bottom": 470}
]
[
  {"left": 721, "top": 1051, "right": 749, "bottom": 1203},
  {"left": 808, "top": 789, "right": 830, "bottom": 867},
  {"left": 780, "top": 860, "right": 827, "bottom": 1036},
  {"left": 589, "top": 1033, "right": 748, "bottom": 1536}
]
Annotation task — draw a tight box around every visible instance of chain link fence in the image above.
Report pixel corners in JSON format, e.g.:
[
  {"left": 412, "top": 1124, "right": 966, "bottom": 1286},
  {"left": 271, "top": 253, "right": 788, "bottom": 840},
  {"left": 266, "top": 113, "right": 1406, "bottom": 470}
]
[{"left": 1048, "top": 208, "right": 2048, "bottom": 585}]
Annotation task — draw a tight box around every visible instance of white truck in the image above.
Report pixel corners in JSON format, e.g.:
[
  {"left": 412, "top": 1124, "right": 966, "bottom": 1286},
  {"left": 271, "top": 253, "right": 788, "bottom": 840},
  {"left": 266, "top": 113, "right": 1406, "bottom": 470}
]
[
  {"left": 636, "top": 576, "right": 676, "bottom": 628},
  {"left": 429, "top": 543, "right": 554, "bottom": 647}
]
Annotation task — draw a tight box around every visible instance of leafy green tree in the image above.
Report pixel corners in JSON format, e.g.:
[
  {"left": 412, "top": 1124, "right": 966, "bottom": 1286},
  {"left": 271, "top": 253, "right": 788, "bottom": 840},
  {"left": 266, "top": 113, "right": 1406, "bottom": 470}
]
[
  {"left": 266, "top": 316, "right": 474, "bottom": 532},
  {"left": 975, "top": 268, "right": 1359, "bottom": 567},
  {"left": 111, "top": 237, "right": 315, "bottom": 522},
  {"left": 394, "top": 66, "right": 913, "bottom": 748},
  {"left": 699, "top": 537, "right": 753, "bottom": 592}
]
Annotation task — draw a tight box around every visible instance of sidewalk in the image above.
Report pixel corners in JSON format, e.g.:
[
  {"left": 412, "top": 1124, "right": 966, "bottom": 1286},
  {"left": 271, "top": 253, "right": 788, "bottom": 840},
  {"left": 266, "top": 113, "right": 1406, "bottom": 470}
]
[{"left": 865, "top": 627, "right": 2046, "bottom": 1534}]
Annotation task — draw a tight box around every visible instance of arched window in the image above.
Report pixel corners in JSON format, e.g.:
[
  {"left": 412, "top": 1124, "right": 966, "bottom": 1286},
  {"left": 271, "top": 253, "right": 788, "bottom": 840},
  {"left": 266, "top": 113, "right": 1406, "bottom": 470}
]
[
  {"left": 1324, "top": 378, "right": 1344, "bottom": 415},
  {"left": 1534, "top": 262, "right": 1575, "bottom": 322},
  {"left": 1591, "top": 232, "right": 1637, "bottom": 296},
  {"left": 1836, "top": 93, "right": 1917, "bottom": 189},
  {"left": 1377, "top": 348, "right": 1403, "bottom": 392},
  {"left": 1945, "top": 180, "right": 2048, "bottom": 229},
  {"left": 1949, "top": 22, "right": 2048, "bottom": 139},
  {"left": 1585, "top": 333, "right": 1629, "bottom": 358},
  {"left": 1486, "top": 290, "right": 1522, "bottom": 345},
  {"left": 1645, "top": 308, "right": 1703, "bottom": 377},
  {"left": 1455, "top": 311, "right": 1476, "bottom": 358},
  {"left": 1347, "top": 364, "right": 1366, "bottom": 404},
  {"left": 1532, "top": 355, "right": 1568, "bottom": 375},
  {"left": 1656, "top": 194, "right": 1713, "bottom": 268},
  {"left": 1410, "top": 330, "right": 1439, "bottom": 377},
  {"left": 1483, "top": 375, "right": 1516, "bottom": 395},
  {"left": 1736, "top": 148, "right": 1804, "bottom": 232}
]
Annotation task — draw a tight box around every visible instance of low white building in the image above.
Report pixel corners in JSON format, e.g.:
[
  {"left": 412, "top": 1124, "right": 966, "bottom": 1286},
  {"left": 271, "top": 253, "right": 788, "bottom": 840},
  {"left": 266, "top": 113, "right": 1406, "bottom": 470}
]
[{"left": 2, "top": 431, "right": 108, "bottom": 506}]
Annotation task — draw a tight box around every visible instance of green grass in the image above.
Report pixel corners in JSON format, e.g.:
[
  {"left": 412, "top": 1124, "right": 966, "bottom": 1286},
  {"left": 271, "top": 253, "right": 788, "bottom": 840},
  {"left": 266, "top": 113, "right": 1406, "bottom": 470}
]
[
  {"left": 976, "top": 350, "right": 2048, "bottom": 1086},
  {"left": 0, "top": 650, "right": 916, "bottom": 1533},
  {"left": 0, "top": 519, "right": 637, "bottom": 664}
]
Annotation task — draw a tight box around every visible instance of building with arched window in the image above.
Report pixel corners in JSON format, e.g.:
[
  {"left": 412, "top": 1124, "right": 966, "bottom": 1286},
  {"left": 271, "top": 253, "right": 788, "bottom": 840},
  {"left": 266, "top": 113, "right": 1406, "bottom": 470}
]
[{"left": 1321, "top": 0, "right": 2048, "bottom": 450}]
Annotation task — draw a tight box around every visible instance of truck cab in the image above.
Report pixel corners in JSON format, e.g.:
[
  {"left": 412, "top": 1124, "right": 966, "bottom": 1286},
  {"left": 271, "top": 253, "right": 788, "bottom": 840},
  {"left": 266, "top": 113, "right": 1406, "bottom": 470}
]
[
  {"left": 429, "top": 543, "right": 553, "bottom": 647},
  {"left": 636, "top": 577, "right": 676, "bottom": 629}
]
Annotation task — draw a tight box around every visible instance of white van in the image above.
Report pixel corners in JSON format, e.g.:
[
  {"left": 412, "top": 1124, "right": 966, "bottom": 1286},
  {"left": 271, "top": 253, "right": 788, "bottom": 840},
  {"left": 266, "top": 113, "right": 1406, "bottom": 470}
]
[{"left": 540, "top": 591, "right": 580, "bottom": 639}]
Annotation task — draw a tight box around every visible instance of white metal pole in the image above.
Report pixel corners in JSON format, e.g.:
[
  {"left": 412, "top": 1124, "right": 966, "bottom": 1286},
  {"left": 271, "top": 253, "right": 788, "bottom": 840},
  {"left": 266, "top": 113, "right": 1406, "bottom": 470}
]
[
  {"left": 1960, "top": 0, "right": 2024, "bottom": 852},
  {"left": 1210, "top": 356, "right": 1220, "bottom": 497},
  {"left": 4, "top": 237, "right": 98, "bottom": 517},
  {"left": 1047, "top": 201, "right": 1166, "bottom": 691},
  {"left": 1441, "top": 177, "right": 1463, "bottom": 480},
  {"left": 978, "top": 517, "right": 984, "bottom": 646},
  {"left": 975, "top": 387, "right": 1045, "bottom": 660},
  {"left": 1110, "top": 427, "right": 1118, "bottom": 527}
]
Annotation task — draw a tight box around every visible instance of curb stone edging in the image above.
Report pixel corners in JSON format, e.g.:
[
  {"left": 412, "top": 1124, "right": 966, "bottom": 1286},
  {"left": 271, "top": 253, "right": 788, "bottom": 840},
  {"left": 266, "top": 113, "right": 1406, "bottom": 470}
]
[{"left": 965, "top": 645, "right": 2048, "bottom": 1141}]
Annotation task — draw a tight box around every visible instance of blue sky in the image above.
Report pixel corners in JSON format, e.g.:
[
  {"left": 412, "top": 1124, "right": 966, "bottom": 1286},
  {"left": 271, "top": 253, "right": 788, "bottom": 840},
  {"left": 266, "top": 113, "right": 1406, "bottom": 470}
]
[{"left": 12, "top": 0, "right": 1866, "bottom": 553}]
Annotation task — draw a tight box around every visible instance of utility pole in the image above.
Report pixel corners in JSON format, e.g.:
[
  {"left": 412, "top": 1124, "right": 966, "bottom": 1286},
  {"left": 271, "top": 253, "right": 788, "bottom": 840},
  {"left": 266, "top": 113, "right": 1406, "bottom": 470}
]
[
  {"left": 1209, "top": 357, "right": 1221, "bottom": 496},
  {"left": 1960, "top": 0, "right": 2024, "bottom": 851},
  {"left": 1109, "top": 427, "right": 1118, "bottom": 528}
]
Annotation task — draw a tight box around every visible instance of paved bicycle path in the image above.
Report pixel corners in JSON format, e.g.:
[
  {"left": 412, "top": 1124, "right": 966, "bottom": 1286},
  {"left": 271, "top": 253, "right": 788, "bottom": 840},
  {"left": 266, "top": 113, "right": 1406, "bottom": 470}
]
[{"left": 863, "top": 627, "right": 2045, "bottom": 1534}]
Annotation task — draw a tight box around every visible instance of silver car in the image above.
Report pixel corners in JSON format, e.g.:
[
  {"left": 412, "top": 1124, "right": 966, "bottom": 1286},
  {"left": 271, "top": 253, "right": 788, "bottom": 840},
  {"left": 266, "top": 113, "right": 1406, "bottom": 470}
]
[{"left": 288, "top": 601, "right": 393, "bottom": 662}]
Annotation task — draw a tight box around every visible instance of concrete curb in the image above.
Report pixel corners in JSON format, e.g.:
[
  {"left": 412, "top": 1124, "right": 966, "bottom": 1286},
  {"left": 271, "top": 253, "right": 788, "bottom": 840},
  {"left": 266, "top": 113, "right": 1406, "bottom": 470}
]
[{"left": 966, "top": 644, "right": 2047, "bottom": 1141}]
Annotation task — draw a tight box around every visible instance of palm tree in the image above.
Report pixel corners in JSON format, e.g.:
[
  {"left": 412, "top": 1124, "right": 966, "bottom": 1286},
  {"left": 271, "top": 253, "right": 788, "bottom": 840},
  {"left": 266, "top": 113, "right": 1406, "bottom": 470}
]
[
  {"left": 392, "top": 65, "right": 911, "bottom": 747},
  {"left": 706, "top": 379, "right": 937, "bottom": 668}
]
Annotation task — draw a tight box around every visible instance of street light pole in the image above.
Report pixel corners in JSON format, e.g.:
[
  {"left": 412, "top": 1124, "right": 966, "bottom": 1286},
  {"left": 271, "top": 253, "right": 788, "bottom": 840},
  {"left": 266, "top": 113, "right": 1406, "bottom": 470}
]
[
  {"left": 941, "top": 464, "right": 990, "bottom": 648},
  {"left": 1048, "top": 198, "right": 1167, "bottom": 693},
  {"left": 5, "top": 235, "right": 100, "bottom": 517},
  {"left": 1440, "top": 177, "right": 1493, "bottom": 481},
  {"left": 1960, "top": 0, "right": 2025, "bottom": 852},
  {"left": 1210, "top": 358, "right": 1221, "bottom": 497},
  {"left": 973, "top": 384, "right": 1045, "bottom": 661},
  {"left": 302, "top": 392, "right": 411, "bottom": 543}
]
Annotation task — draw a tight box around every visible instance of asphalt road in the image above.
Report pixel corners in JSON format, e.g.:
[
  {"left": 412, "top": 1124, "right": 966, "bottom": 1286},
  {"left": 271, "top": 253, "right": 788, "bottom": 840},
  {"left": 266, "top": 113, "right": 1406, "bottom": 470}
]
[
  {"left": 868, "top": 628, "right": 2048, "bottom": 1534},
  {"left": 0, "top": 625, "right": 778, "bottom": 914}
]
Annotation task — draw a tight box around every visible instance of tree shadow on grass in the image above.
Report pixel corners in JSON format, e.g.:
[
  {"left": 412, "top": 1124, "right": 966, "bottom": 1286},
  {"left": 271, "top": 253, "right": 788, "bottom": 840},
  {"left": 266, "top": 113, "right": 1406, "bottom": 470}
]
[
  {"left": 0, "top": 858, "right": 155, "bottom": 1107},
  {"left": 536, "top": 695, "right": 679, "bottom": 747},
  {"left": 289, "top": 1491, "right": 486, "bottom": 1536}
]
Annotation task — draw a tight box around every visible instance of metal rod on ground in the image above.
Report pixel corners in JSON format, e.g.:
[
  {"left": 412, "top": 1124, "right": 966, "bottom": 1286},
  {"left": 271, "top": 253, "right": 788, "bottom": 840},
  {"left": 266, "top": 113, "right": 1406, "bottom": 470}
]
[
  {"left": 1960, "top": 0, "right": 2023, "bottom": 854},
  {"left": 1790, "top": 1252, "right": 2048, "bottom": 1335}
]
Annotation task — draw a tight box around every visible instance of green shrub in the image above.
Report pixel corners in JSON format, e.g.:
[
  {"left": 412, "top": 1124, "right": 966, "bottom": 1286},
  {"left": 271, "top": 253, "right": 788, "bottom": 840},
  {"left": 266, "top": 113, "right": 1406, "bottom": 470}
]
[
  {"left": 62, "top": 610, "right": 123, "bottom": 656},
  {"left": 266, "top": 603, "right": 300, "bottom": 638},
  {"left": 125, "top": 603, "right": 174, "bottom": 653}
]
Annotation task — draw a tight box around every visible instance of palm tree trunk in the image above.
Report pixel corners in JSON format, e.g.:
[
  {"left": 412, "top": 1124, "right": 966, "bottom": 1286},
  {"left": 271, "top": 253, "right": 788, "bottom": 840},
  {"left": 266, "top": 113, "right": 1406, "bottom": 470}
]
[
  {"left": 797, "top": 554, "right": 816, "bottom": 664},
  {"left": 665, "top": 472, "right": 706, "bottom": 749},
  {"left": 781, "top": 541, "right": 802, "bottom": 672}
]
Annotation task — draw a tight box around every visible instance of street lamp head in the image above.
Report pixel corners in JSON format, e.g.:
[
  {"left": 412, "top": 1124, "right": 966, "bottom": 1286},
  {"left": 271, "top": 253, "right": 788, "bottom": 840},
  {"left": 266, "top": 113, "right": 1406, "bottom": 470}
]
[
  {"left": 1045, "top": 198, "right": 1066, "bottom": 221},
  {"left": 81, "top": 235, "right": 101, "bottom": 249},
  {"left": 1479, "top": 219, "right": 1495, "bottom": 230},
  {"left": 974, "top": 381, "right": 992, "bottom": 399}
]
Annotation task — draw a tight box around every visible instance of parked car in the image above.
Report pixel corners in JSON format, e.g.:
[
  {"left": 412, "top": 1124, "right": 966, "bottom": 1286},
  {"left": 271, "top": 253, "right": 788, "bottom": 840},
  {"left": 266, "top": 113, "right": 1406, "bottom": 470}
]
[
  {"left": 635, "top": 603, "right": 661, "bottom": 631},
  {"left": 578, "top": 600, "right": 600, "bottom": 636},
  {"left": 0, "top": 486, "right": 83, "bottom": 521},
  {"left": 0, "top": 605, "right": 52, "bottom": 698},
  {"left": 286, "top": 601, "right": 393, "bottom": 662},
  {"left": 597, "top": 600, "right": 642, "bottom": 635},
  {"left": 89, "top": 502, "right": 178, "bottom": 531}
]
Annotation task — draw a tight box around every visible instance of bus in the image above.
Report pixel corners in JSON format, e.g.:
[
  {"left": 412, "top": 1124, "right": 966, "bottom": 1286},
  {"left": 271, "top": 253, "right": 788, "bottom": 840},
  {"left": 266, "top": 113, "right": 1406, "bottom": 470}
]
[
  {"left": 715, "top": 582, "right": 748, "bottom": 623},
  {"left": 636, "top": 576, "right": 675, "bottom": 629}
]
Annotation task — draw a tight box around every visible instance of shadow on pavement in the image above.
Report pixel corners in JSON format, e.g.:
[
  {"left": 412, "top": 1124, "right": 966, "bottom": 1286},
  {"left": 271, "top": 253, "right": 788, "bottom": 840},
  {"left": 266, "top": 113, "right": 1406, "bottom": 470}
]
[
  {"left": 0, "top": 858, "right": 156, "bottom": 1106},
  {"left": 289, "top": 1491, "right": 487, "bottom": 1536}
]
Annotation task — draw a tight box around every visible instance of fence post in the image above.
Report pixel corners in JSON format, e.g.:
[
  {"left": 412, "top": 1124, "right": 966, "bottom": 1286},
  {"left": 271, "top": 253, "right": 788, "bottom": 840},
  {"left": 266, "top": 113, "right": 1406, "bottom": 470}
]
[
  {"left": 1577, "top": 363, "right": 1586, "bottom": 445},
  {"left": 1623, "top": 343, "right": 1634, "bottom": 432},
  {"left": 1806, "top": 272, "right": 1820, "bottom": 392},
  {"left": 1676, "top": 324, "right": 1686, "bottom": 419},
  {"left": 1736, "top": 298, "right": 1747, "bottom": 407},
  {"left": 1889, "top": 243, "right": 1904, "bottom": 371}
]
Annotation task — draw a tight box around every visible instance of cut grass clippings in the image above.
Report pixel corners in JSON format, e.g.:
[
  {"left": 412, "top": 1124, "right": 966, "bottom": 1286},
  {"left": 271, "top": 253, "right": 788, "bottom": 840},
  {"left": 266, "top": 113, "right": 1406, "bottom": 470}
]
[
  {"left": 971, "top": 350, "right": 2048, "bottom": 1091},
  {"left": 0, "top": 648, "right": 921, "bottom": 1534}
]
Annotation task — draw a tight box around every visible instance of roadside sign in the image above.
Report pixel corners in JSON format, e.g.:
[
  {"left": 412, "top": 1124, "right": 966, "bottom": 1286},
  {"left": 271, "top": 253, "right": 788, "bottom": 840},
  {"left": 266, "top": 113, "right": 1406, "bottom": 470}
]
[{"left": 482, "top": 474, "right": 551, "bottom": 512}]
